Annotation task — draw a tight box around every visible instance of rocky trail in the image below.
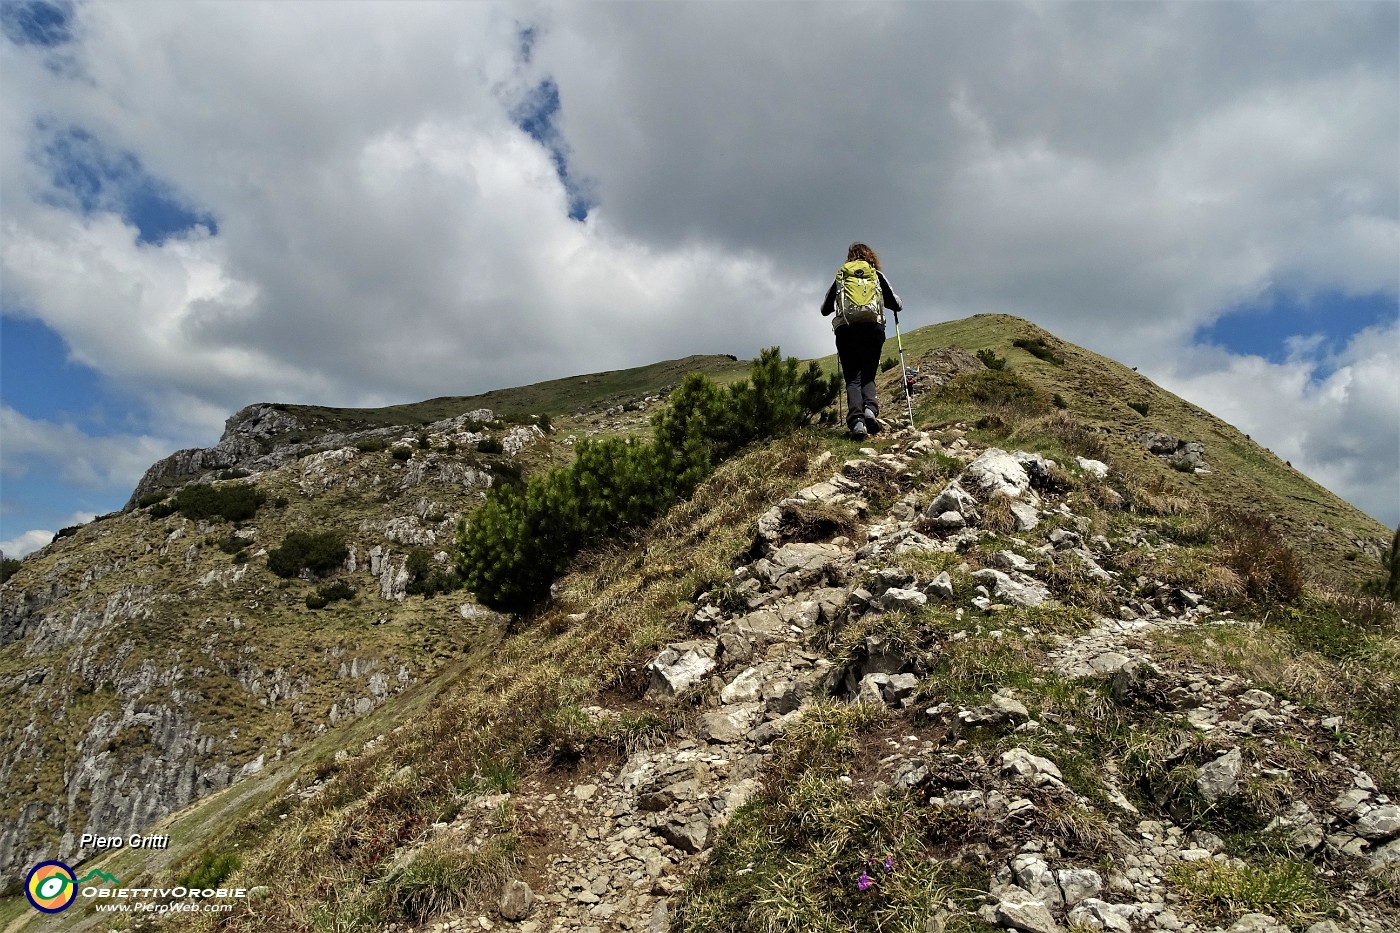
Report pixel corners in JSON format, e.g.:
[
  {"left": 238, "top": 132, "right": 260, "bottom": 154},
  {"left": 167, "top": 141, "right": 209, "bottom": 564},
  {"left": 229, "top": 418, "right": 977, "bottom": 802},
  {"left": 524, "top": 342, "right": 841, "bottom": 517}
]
[{"left": 334, "top": 425, "right": 1395, "bottom": 933}]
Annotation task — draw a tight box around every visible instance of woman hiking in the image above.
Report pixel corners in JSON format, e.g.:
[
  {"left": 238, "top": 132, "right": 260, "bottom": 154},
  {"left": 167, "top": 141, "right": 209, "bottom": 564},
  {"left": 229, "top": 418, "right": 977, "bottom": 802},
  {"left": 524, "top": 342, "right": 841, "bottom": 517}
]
[{"left": 820, "top": 242, "right": 903, "bottom": 439}]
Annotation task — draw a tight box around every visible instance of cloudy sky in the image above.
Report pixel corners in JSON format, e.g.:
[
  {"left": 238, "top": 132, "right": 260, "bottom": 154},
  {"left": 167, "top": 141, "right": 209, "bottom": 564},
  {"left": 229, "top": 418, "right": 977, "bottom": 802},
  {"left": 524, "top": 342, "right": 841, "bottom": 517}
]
[{"left": 1, "top": 0, "right": 1396, "bottom": 557}]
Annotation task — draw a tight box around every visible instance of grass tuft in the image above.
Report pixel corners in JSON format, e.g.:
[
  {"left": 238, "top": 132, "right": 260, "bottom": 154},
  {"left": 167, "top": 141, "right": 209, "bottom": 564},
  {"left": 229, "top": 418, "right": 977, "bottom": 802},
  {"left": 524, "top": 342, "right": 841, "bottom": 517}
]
[{"left": 1167, "top": 859, "right": 1329, "bottom": 926}]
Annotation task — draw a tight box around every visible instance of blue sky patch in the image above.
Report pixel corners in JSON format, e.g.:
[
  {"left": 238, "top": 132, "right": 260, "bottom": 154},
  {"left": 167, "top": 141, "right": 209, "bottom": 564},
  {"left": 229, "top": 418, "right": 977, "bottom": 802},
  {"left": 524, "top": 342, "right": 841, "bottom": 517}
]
[
  {"left": 1196, "top": 289, "right": 1398, "bottom": 376},
  {"left": 511, "top": 78, "right": 593, "bottom": 222},
  {"left": 0, "top": 316, "right": 110, "bottom": 429},
  {"left": 38, "top": 125, "right": 218, "bottom": 244},
  {"left": 1, "top": 0, "right": 73, "bottom": 48}
]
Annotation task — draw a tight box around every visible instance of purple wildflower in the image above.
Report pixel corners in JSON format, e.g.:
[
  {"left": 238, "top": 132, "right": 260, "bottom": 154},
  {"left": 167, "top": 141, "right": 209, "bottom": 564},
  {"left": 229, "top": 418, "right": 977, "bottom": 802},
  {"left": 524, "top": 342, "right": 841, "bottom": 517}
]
[
  {"left": 857, "top": 870, "right": 872, "bottom": 891},
  {"left": 884, "top": 855, "right": 895, "bottom": 873}
]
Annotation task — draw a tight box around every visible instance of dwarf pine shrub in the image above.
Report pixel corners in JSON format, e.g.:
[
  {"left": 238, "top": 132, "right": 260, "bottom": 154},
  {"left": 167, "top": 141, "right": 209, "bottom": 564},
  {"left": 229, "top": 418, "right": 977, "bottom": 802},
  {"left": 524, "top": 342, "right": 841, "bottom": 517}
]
[
  {"left": 268, "top": 530, "right": 348, "bottom": 578},
  {"left": 405, "top": 548, "right": 460, "bottom": 597},
  {"left": 175, "top": 483, "right": 267, "bottom": 522},
  {"left": 975, "top": 348, "right": 1007, "bottom": 370},
  {"left": 1013, "top": 336, "right": 1066, "bottom": 365},
  {"left": 457, "top": 348, "right": 839, "bottom": 612}
]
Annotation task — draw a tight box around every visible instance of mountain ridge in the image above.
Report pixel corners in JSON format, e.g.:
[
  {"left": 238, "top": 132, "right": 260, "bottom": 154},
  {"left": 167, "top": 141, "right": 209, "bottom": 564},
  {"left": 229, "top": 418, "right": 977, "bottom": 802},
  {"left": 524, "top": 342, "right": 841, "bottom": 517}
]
[{"left": 1, "top": 315, "right": 1394, "bottom": 932}]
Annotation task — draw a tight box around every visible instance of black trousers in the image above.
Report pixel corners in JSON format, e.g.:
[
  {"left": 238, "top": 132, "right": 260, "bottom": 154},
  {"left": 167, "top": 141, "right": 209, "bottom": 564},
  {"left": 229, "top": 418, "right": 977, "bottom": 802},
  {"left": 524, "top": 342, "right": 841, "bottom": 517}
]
[{"left": 834, "top": 322, "right": 885, "bottom": 429}]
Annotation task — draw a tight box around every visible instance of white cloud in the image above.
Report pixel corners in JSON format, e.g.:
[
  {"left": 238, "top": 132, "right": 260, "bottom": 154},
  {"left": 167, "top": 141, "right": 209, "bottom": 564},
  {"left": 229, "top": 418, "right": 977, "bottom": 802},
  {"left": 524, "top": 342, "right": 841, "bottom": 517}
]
[
  {"left": 0, "top": 405, "right": 172, "bottom": 490},
  {"left": 0, "top": 529, "right": 53, "bottom": 560},
  {"left": 1157, "top": 321, "right": 1400, "bottom": 528},
  {"left": 1, "top": 512, "right": 95, "bottom": 560},
  {"left": 0, "top": 1, "right": 1394, "bottom": 528}
]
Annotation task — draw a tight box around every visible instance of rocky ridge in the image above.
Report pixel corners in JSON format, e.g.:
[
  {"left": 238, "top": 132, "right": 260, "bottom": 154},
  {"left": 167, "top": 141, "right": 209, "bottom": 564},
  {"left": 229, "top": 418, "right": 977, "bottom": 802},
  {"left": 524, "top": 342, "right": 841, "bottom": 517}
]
[
  {"left": 0, "top": 407, "right": 542, "bottom": 888},
  {"left": 353, "top": 425, "right": 1396, "bottom": 933}
]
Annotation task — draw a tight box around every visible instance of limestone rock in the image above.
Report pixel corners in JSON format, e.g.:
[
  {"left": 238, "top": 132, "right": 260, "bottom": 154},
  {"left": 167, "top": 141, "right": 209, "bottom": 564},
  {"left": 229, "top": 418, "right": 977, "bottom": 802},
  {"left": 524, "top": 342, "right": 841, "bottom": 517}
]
[
  {"left": 499, "top": 879, "right": 535, "bottom": 920},
  {"left": 658, "top": 818, "right": 711, "bottom": 854},
  {"left": 994, "top": 893, "right": 1062, "bottom": 933},
  {"left": 876, "top": 586, "right": 928, "bottom": 613},
  {"left": 699, "top": 704, "right": 761, "bottom": 744},
  {"left": 1227, "top": 914, "right": 1290, "bottom": 933},
  {"left": 927, "top": 481, "right": 981, "bottom": 521},
  {"left": 964, "top": 448, "right": 1033, "bottom": 500},
  {"left": 647, "top": 641, "right": 717, "bottom": 698},
  {"left": 1197, "top": 747, "right": 1243, "bottom": 802},
  {"left": 926, "top": 571, "right": 955, "bottom": 600},
  {"left": 972, "top": 568, "right": 1050, "bottom": 608},
  {"left": 1074, "top": 457, "right": 1109, "bottom": 478},
  {"left": 1354, "top": 804, "right": 1400, "bottom": 841},
  {"left": 1066, "top": 898, "right": 1133, "bottom": 933},
  {"left": 1001, "top": 749, "right": 1063, "bottom": 786}
]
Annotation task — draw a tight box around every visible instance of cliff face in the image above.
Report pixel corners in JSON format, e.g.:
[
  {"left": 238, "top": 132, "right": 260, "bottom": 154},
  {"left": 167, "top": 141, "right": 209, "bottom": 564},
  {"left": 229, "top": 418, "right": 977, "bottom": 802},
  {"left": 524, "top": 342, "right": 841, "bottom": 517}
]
[{"left": 0, "top": 405, "right": 523, "bottom": 888}]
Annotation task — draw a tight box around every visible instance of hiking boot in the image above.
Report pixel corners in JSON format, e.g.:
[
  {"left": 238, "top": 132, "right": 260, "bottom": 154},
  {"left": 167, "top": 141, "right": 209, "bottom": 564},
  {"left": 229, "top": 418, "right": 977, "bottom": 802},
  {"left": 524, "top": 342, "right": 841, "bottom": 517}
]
[
  {"left": 864, "top": 409, "right": 883, "bottom": 434},
  {"left": 848, "top": 420, "right": 868, "bottom": 441}
]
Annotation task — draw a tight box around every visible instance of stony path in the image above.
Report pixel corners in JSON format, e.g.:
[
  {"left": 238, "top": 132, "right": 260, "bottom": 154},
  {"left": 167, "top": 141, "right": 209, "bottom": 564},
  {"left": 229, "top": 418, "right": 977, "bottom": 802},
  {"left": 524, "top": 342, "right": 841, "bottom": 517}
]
[{"left": 409, "top": 427, "right": 1397, "bottom": 933}]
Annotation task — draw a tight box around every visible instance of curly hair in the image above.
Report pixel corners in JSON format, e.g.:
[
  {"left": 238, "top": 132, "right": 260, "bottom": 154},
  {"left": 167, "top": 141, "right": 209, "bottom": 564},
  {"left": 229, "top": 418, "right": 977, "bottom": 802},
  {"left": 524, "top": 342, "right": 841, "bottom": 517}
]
[{"left": 846, "top": 242, "right": 881, "bottom": 271}]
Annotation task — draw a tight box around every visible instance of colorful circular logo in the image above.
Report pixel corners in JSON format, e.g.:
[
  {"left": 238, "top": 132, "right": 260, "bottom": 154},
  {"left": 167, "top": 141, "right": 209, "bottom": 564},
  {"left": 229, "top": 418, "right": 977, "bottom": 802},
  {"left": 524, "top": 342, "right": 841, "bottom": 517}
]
[{"left": 25, "top": 861, "right": 77, "bottom": 913}]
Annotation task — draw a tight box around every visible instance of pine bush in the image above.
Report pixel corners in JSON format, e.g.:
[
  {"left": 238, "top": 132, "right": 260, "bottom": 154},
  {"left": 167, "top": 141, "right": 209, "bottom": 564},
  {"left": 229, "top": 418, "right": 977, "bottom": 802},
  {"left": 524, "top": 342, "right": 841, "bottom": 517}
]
[
  {"left": 457, "top": 348, "right": 838, "bottom": 612},
  {"left": 268, "top": 530, "right": 348, "bottom": 578},
  {"left": 175, "top": 483, "right": 266, "bottom": 522}
]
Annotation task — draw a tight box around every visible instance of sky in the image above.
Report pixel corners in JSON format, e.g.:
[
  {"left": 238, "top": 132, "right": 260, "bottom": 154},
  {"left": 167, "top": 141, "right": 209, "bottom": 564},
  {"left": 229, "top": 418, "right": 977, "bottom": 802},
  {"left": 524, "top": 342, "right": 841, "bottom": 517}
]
[{"left": 1, "top": 0, "right": 1396, "bottom": 559}]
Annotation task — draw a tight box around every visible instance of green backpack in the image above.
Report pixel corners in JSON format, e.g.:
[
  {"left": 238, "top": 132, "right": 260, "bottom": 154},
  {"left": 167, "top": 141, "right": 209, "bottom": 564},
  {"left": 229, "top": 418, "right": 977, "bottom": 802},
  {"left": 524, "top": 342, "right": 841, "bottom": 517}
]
[{"left": 832, "top": 260, "right": 885, "bottom": 329}]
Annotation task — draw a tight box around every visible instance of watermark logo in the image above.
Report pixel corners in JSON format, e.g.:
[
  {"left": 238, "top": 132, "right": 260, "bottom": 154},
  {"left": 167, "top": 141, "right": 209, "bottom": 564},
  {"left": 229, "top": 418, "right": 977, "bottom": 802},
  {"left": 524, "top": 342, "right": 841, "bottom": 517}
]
[
  {"left": 25, "top": 861, "right": 77, "bottom": 913},
  {"left": 80, "top": 868, "right": 122, "bottom": 886}
]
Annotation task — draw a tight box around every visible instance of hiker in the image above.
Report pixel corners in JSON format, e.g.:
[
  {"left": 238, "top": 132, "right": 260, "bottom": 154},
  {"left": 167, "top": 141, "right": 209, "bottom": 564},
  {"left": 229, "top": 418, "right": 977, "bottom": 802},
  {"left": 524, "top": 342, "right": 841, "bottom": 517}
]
[{"left": 820, "top": 242, "right": 903, "bottom": 439}]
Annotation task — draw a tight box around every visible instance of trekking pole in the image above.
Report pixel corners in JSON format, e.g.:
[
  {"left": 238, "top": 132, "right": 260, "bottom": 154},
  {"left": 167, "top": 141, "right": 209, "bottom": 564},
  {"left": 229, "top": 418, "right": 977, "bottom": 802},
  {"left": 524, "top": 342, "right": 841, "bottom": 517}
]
[{"left": 894, "top": 312, "right": 915, "bottom": 427}]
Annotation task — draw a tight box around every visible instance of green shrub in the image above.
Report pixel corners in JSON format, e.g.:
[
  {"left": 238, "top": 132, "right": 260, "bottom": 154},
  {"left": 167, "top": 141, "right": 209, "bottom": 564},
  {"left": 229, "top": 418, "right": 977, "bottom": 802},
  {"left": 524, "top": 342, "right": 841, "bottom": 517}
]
[
  {"left": 148, "top": 501, "right": 178, "bottom": 519},
  {"left": 216, "top": 536, "right": 246, "bottom": 555},
  {"left": 489, "top": 461, "right": 523, "bottom": 487},
  {"left": 1128, "top": 400, "right": 1151, "bottom": 416},
  {"left": 217, "top": 468, "right": 251, "bottom": 480},
  {"left": 307, "top": 580, "right": 356, "bottom": 609},
  {"left": 476, "top": 437, "right": 505, "bottom": 455},
  {"left": 1012, "top": 337, "right": 1066, "bottom": 365},
  {"left": 1053, "top": 393, "right": 1068, "bottom": 409},
  {"left": 458, "top": 347, "right": 838, "bottom": 612},
  {"left": 975, "top": 348, "right": 1007, "bottom": 371},
  {"left": 177, "top": 850, "right": 242, "bottom": 890},
  {"left": 136, "top": 492, "right": 167, "bottom": 508},
  {"left": 0, "top": 558, "right": 21, "bottom": 585},
  {"left": 405, "top": 548, "right": 459, "bottom": 597},
  {"left": 879, "top": 355, "right": 897, "bottom": 373},
  {"left": 416, "top": 432, "right": 431, "bottom": 449},
  {"left": 356, "top": 438, "right": 389, "bottom": 453},
  {"left": 268, "top": 530, "right": 348, "bottom": 578},
  {"left": 392, "top": 446, "right": 413, "bottom": 461},
  {"left": 175, "top": 483, "right": 266, "bottom": 522}
]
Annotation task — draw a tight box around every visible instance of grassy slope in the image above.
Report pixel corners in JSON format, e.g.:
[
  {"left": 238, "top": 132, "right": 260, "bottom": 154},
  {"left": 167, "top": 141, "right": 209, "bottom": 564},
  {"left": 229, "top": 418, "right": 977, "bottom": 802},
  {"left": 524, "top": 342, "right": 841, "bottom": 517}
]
[
  {"left": 261, "top": 354, "right": 752, "bottom": 444},
  {"left": 868, "top": 314, "right": 1390, "bottom": 588}
]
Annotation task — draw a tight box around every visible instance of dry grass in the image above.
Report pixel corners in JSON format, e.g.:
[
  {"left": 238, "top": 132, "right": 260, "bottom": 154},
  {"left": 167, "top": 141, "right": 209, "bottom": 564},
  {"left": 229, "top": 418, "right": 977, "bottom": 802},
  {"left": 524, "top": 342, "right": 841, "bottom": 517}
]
[
  {"left": 168, "top": 431, "right": 833, "bottom": 932},
  {"left": 1019, "top": 410, "right": 1113, "bottom": 464},
  {"left": 1130, "top": 473, "right": 1195, "bottom": 517}
]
